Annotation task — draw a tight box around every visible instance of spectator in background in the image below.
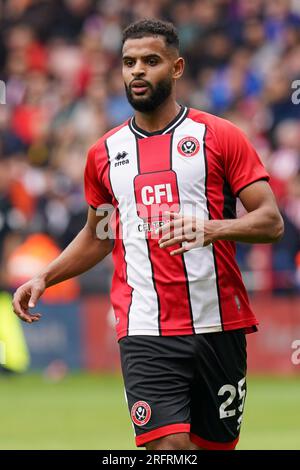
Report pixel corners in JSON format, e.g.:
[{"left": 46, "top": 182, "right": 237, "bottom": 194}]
[{"left": 0, "top": 0, "right": 299, "bottom": 293}]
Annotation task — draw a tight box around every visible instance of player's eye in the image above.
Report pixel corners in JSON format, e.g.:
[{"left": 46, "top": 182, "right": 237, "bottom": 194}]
[
  {"left": 147, "top": 57, "right": 158, "bottom": 66},
  {"left": 124, "top": 59, "right": 134, "bottom": 67}
]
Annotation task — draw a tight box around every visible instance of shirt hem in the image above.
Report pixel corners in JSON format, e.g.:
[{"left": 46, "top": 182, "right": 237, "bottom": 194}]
[{"left": 117, "top": 318, "right": 258, "bottom": 341}]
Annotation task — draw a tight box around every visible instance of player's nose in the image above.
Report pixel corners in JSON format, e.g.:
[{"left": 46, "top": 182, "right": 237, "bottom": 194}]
[{"left": 131, "top": 60, "right": 146, "bottom": 77}]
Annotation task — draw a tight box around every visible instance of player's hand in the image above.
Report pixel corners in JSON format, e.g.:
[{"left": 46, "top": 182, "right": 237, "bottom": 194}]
[
  {"left": 157, "top": 212, "right": 214, "bottom": 256},
  {"left": 12, "top": 277, "right": 46, "bottom": 323}
]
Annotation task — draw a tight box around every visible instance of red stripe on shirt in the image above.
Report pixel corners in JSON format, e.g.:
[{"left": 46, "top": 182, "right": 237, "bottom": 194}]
[
  {"left": 99, "top": 139, "right": 133, "bottom": 339},
  {"left": 111, "top": 211, "right": 133, "bottom": 339},
  {"left": 203, "top": 128, "right": 258, "bottom": 329}
]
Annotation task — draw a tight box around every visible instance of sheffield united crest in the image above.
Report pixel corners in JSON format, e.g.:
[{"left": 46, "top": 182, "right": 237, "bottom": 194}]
[
  {"left": 131, "top": 401, "right": 152, "bottom": 426},
  {"left": 177, "top": 136, "right": 200, "bottom": 157}
]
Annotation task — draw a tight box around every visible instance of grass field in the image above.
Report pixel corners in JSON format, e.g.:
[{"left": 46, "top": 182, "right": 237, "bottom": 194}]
[{"left": 0, "top": 373, "right": 299, "bottom": 450}]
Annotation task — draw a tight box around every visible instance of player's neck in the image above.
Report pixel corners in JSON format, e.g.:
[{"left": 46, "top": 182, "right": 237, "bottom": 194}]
[{"left": 134, "top": 99, "right": 181, "bottom": 134}]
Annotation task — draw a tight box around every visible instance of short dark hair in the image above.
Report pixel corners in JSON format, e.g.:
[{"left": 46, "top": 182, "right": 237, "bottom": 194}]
[{"left": 122, "top": 19, "right": 179, "bottom": 51}]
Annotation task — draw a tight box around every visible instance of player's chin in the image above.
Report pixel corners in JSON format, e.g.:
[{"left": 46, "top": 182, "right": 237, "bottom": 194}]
[
  {"left": 130, "top": 91, "right": 151, "bottom": 103},
  {"left": 131, "top": 97, "right": 148, "bottom": 105},
  {"left": 130, "top": 96, "right": 156, "bottom": 112}
]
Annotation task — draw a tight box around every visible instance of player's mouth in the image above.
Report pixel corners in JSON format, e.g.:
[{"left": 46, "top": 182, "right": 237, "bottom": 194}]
[{"left": 130, "top": 80, "right": 150, "bottom": 95}]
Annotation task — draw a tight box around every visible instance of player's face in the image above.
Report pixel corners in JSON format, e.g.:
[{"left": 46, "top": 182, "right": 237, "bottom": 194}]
[{"left": 122, "top": 36, "right": 184, "bottom": 112}]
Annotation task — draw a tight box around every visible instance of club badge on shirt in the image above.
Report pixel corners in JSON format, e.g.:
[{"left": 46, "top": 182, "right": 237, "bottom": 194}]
[{"left": 177, "top": 136, "right": 200, "bottom": 157}]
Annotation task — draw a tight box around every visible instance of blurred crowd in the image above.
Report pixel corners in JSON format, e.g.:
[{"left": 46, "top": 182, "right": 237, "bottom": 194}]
[{"left": 0, "top": 0, "right": 299, "bottom": 294}]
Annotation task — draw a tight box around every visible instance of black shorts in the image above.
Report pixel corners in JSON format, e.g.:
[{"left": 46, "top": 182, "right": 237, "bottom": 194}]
[{"left": 119, "top": 330, "right": 247, "bottom": 449}]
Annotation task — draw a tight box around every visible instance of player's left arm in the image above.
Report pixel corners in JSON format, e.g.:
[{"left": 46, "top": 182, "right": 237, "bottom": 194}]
[
  {"left": 206, "top": 179, "right": 284, "bottom": 243},
  {"left": 158, "top": 180, "right": 284, "bottom": 256}
]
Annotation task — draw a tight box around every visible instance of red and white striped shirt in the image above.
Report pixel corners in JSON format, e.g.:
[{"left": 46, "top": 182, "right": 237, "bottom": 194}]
[{"left": 84, "top": 107, "right": 269, "bottom": 341}]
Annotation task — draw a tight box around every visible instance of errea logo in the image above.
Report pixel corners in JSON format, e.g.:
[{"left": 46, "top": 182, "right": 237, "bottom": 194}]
[{"left": 115, "top": 151, "right": 129, "bottom": 167}]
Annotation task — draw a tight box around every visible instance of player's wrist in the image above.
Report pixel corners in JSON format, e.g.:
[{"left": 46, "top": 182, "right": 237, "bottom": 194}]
[
  {"left": 205, "top": 219, "right": 231, "bottom": 243},
  {"left": 34, "top": 271, "right": 51, "bottom": 289}
]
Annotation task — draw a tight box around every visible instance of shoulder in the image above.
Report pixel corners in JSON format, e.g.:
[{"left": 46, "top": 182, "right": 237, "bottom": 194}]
[
  {"left": 187, "top": 108, "right": 242, "bottom": 138},
  {"left": 88, "top": 119, "right": 130, "bottom": 157}
]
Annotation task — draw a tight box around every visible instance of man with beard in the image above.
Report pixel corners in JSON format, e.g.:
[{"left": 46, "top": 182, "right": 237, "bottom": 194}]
[{"left": 12, "top": 19, "right": 284, "bottom": 450}]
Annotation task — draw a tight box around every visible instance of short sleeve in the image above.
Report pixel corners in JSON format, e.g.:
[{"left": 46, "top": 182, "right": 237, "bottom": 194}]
[
  {"left": 84, "top": 144, "right": 112, "bottom": 209},
  {"left": 216, "top": 119, "right": 270, "bottom": 197}
]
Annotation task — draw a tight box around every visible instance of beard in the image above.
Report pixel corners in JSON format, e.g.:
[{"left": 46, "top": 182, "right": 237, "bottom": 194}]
[{"left": 125, "top": 77, "right": 172, "bottom": 112}]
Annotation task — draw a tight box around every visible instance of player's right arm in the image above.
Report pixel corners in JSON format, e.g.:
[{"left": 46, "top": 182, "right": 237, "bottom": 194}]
[{"left": 12, "top": 207, "right": 113, "bottom": 323}]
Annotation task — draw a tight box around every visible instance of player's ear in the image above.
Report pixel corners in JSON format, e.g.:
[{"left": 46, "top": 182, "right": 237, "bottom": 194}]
[{"left": 173, "top": 56, "right": 185, "bottom": 80}]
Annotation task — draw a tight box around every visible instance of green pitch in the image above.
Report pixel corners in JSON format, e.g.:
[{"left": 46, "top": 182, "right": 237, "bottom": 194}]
[{"left": 0, "top": 373, "right": 299, "bottom": 450}]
